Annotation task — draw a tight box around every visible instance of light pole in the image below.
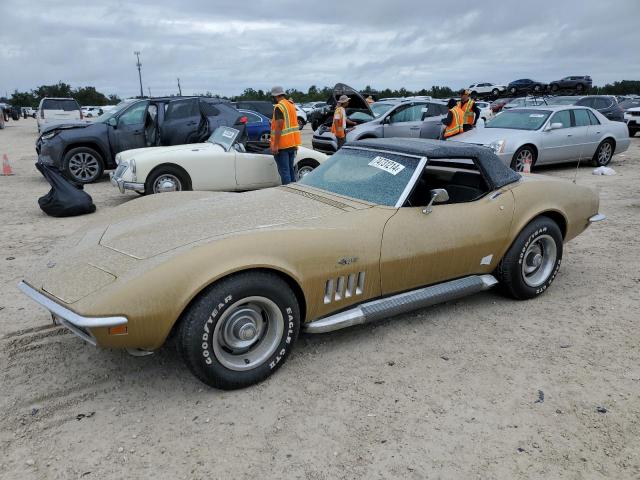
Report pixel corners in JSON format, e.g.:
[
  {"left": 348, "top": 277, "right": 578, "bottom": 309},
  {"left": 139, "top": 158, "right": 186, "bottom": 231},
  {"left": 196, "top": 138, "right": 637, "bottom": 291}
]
[
  {"left": 134, "top": 51, "right": 144, "bottom": 98},
  {"left": 177, "top": 78, "right": 182, "bottom": 96}
]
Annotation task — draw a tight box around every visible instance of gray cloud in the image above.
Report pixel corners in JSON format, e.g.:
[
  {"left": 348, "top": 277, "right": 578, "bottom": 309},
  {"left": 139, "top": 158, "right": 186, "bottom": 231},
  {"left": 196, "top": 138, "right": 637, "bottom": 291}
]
[{"left": 1, "top": 0, "right": 639, "bottom": 99}]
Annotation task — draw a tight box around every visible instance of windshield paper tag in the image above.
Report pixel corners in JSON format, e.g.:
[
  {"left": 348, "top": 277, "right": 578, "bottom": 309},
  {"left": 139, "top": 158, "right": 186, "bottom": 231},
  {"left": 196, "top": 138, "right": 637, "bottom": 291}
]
[
  {"left": 368, "top": 156, "right": 405, "bottom": 175},
  {"left": 222, "top": 130, "right": 235, "bottom": 138},
  {"left": 529, "top": 114, "right": 545, "bottom": 118}
]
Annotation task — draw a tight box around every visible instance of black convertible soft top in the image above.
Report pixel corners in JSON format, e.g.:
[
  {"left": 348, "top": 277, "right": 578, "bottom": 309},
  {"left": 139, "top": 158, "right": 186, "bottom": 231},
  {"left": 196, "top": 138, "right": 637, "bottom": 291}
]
[{"left": 350, "top": 138, "right": 521, "bottom": 190}]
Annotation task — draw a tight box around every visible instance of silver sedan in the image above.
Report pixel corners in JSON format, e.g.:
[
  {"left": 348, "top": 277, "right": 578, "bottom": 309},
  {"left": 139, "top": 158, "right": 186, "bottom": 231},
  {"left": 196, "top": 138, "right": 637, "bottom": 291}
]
[{"left": 454, "top": 105, "right": 630, "bottom": 171}]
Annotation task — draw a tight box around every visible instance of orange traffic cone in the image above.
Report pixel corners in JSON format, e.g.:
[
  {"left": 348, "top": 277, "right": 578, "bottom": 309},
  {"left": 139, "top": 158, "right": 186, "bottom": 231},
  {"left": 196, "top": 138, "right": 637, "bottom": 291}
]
[{"left": 1, "top": 154, "right": 14, "bottom": 176}]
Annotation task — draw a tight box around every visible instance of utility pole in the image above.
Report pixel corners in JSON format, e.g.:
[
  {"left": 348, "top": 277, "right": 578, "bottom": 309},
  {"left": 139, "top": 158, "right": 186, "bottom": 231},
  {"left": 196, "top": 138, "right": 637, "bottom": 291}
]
[
  {"left": 177, "top": 78, "right": 182, "bottom": 96},
  {"left": 148, "top": 87, "right": 151, "bottom": 97},
  {"left": 134, "top": 51, "right": 143, "bottom": 98}
]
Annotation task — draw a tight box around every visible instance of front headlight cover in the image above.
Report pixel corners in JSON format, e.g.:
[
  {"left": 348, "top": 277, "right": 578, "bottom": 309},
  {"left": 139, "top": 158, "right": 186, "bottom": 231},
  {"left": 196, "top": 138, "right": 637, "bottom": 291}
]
[
  {"left": 41, "top": 130, "right": 59, "bottom": 141},
  {"left": 488, "top": 140, "right": 506, "bottom": 154}
]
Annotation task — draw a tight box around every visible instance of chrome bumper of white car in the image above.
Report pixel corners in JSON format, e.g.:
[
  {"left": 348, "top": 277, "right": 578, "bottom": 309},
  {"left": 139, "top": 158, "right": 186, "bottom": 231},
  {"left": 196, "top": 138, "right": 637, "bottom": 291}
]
[
  {"left": 589, "top": 213, "right": 606, "bottom": 223},
  {"left": 18, "top": 281, "right": 128, "bottom": 346},
  {"left": 110, "top": 172, "right": 144, "bottom": 194}
]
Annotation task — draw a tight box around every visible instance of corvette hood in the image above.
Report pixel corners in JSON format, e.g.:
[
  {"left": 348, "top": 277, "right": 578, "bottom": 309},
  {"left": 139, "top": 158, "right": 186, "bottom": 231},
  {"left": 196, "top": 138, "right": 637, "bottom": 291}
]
[{"left": 99, "top": 187, "right": 353, "bottom": 259}]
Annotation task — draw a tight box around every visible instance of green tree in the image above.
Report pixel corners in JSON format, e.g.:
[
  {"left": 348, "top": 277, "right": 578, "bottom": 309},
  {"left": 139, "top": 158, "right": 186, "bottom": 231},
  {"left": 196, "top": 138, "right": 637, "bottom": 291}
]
[
  {"left": 33, "top": 81, "right": 73, "bottom": 99},
  {"left": 73, "top": 86, "right": 110, "bottom": 106},
  {"left": 10, "top": 90, "right": 38, "bottom": 108}
]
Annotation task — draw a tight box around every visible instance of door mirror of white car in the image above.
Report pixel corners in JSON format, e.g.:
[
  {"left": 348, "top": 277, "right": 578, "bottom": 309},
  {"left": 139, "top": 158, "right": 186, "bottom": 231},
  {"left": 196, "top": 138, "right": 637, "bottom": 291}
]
[
  {"left": 547, "top": 122, "right": 564, "bottom": 130},
  {"left": 107, "top": 117, "right": 117, "bottom": 128},
  {"left": 422, "top": 188, "right": 449, "bottom": 214}
]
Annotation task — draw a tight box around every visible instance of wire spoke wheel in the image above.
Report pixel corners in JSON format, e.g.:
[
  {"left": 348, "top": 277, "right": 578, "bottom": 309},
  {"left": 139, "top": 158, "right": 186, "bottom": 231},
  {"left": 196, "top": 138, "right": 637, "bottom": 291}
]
[
  {"left": 521, "top": 234, "right": 557, "bottom": 287},
  {"left": 211, "top": 296, "right": 284, "bottom": 372},
  {"left": 68, "top": 152, "right": 99, "bottom": 181}
]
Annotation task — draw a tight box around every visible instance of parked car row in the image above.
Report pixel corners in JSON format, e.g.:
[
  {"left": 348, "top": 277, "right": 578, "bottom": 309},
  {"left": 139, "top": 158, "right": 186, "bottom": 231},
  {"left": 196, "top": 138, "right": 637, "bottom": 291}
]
[{"left": 467, "top": 76, "right": 593, "bottom": 99}]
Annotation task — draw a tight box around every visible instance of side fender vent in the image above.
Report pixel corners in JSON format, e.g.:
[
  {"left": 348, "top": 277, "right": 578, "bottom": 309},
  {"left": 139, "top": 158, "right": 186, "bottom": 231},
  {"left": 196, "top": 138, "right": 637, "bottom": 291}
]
[{"left": 324, "top": 272, "right": 365, "bottom": 304}]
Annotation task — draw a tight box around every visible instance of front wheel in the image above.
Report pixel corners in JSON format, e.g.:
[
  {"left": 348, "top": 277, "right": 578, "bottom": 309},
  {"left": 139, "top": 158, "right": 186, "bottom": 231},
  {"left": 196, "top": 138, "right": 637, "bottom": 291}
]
[
  {"left": 550, "top": 84, "right": 559, "bottom": 92},
  {"left": 509, "top": 87, "right": 517, "bottom": 95},
  {"left": 592, "top": 139, "right": 614, "bottom": 167},
  {"left": 496, "top": 217, "right": 563, "bottom": 300},
  {"left": 178, "top": 272, "right": 301, "bottom": 390},
  {"left": 145, "top": 165, "right": 192, "bottom": 194},
  {"left": 63, "top": 147, "right": 104, "bottom": 184},
  {"left": 491, "top": 88, "right": 500, "bottom": 96},
  {"left": 510, "top": 146, "right": 537, "bottom": 172}
]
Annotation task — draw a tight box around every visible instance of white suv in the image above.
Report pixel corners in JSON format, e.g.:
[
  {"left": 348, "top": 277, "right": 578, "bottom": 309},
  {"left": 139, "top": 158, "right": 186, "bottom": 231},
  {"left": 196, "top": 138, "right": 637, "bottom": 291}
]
[
  {"left": 37, "top": 97, "right": 83, "bottom": 132},
  {"left": 468, "top": 83, "right": 507, "bottom": 96}
]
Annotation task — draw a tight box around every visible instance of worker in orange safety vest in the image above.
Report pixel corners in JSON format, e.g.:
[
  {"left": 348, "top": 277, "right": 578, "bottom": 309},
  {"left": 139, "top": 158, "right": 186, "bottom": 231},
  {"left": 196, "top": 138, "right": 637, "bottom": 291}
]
[
  {"left": 270, "top": 86, "right": 302, "bottom": 184},
  {"left": 331, "top": 95, "right": 357, "bottom": 149},
  {"left": 457, "top": 89, "right": 481, "bottom": 131},
  {"left": 441, "top": 98, "right": 465, "bottom": 139}
]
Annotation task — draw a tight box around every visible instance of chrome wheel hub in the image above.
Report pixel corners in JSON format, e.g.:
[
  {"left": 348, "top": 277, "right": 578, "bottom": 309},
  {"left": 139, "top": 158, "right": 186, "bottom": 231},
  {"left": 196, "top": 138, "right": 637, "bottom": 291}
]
[
  {"left": 69, "top": 152, "right": 99, "bottom": 181},
  {"left": 153, "top": 174, "right": 181, "bottom": 193},
  {"left": 296, "top": 166, "right": 314, "bottom": 180},
  {"left": 522, "top": 235, "right": 557, "bottom": 287},
  {"left": 212, "top": 296, "right": 284, "bottom": 371},
  {"left": 598, "top": 143, "right": 612, "bottom": 164},
  {"left": 514, "top": 150, "right": 533, "bottom": 172}
]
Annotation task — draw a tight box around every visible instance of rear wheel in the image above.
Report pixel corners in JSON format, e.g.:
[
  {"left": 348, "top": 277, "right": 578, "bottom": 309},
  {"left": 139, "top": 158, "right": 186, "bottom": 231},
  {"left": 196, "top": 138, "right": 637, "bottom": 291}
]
[
  {"left": 145, "top": 165, "right": 192, "bottom": 194},
  {"left": 576, "top": 83, "right": 584, "bottom": 92},
  {"left": 497, "top": 216, "right": 563, "bottom": 300},
  {"left": 297, "top": 117, "right": 306, "bottom": 130},
  {"left": 178, "top": 272, "right": 300, "bottom": 390},
  {"left": 63, "top": 147, "right": 104, "bottom": 184},
  {"left": 592, "top": 139, "right": 614, "bottom": 167},
  {"left": 510, "top": 145, "right": 537, "bottom": 172},
  {"left": 551, "top": 84, "right": 559, "bottom": 92},
  {"left": 491, "top": 88, "right": 500, "bottom": 97},
  {"left": 509, "top": 87, "right": 517, "bottom": 95},
  {"left": 629, "top": 128, "right": 638, "bottom": 138}
]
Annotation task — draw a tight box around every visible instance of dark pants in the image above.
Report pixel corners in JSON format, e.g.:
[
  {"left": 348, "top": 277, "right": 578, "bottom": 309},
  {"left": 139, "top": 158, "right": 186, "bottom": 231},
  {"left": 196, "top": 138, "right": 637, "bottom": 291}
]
[
  {"left": 274, "top": 148, "right": 297, "bottom": 185},
  {"left": 337, "top": 136, "right": 346, "bottom": 150}
]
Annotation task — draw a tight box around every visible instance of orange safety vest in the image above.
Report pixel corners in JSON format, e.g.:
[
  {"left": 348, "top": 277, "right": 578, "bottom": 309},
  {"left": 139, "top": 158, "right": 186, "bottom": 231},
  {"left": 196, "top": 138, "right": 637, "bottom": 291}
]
[
  {"left": 443, "top": 106, "right": 464, "bottom": 138},
  {"left": 270, "top": 99, "right": 301, "bottom": 149},
  {"left": 331, "top": 106, "right": 346, "bottom": 138},
  {"left": 458, "top": 99, "right": 475, "bottom": 125}
]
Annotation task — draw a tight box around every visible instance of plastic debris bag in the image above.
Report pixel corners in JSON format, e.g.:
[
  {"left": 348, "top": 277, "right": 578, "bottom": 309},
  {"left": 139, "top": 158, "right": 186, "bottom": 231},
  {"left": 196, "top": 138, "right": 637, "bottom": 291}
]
[
  {"left": 35, "top": 163, "right": 96, "bottom": 217},
  {"left": 592, "top": 166, "right": 616, "bottom": 176}
]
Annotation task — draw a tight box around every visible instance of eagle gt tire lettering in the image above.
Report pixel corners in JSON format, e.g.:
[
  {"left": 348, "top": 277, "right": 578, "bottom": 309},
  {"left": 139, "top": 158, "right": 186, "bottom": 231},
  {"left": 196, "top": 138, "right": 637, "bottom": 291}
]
[
  {"left": 496, "top": 216, "right": 563, "bottom": 300},
  {"left": 178, "top": 271, "right": 300, "bottom": 390}
]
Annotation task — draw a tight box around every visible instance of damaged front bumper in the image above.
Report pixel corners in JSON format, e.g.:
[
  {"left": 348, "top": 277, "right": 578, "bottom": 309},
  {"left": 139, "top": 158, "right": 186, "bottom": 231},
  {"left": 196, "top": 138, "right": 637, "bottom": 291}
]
[{"left": 18, "top": 281, "right": 128, "bottom": 346}]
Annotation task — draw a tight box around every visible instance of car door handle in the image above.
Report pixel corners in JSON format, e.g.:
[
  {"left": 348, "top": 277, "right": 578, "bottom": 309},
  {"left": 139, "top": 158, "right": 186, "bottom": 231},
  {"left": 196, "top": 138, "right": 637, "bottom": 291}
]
[{"left": 566, "top": 134, "right": 572, "bottom": 137}]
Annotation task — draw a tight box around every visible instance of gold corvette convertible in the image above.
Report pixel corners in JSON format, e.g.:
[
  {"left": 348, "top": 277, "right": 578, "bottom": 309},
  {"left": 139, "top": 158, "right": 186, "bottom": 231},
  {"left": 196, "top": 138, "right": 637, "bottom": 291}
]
[{"left": 19, "top": 138, "right": 605, "bottom": 389}]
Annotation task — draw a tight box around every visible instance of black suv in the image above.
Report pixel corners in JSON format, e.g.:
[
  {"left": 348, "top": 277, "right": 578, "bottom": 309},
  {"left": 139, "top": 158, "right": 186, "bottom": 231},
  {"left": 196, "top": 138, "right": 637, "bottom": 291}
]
[
  {"left": 574, "top": 96, "right": 623, "bottom": 122},
  {"left": 36, "top": 97, "right": 245, "bottom": 183},
  {"left": 507, "top": 79, "right": 548, "bottom": 95},
  {"left": 549, "top": 76, "right": 592, "bottom": 93}
]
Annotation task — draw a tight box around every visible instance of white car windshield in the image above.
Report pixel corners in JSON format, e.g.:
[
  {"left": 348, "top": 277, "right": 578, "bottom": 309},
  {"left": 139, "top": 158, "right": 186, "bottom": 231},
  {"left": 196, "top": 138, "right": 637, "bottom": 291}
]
[
  {"left": 208, "top": 126, "right": 240, "bottom": 151},
  {"left": 299, "top": 147, "right": 420, "bottom": 206},
  {"left": 485, "top": 110, "right": 551, "bottom": 130}
]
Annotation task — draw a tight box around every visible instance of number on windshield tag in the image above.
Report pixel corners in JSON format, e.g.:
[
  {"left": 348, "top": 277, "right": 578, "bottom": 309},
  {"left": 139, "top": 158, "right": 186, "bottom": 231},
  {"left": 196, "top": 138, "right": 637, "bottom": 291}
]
[{"left": 368, "top": 156, "right": 405, "bottom": 175}]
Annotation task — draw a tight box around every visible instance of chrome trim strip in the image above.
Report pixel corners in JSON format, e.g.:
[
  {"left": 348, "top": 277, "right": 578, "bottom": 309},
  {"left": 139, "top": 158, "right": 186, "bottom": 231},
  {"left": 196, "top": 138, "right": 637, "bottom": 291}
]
[
  {"left": 589, "top": 213, "right": 606, "bottom": 223},
  {"left": 305, "top": 274, "right": 497, "bottom": 334},
  {"left": 18, "top": 281, "right": 128, "bottom": 328},
  {"left": 395, "top": 156, "right": 428, "bottom": 208}
]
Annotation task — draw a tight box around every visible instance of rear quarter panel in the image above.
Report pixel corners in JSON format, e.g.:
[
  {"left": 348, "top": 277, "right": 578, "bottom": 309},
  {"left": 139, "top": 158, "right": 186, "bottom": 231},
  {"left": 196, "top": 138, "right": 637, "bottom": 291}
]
[{"left": 508, "top": 175, "right": 598, "bottom": 243}]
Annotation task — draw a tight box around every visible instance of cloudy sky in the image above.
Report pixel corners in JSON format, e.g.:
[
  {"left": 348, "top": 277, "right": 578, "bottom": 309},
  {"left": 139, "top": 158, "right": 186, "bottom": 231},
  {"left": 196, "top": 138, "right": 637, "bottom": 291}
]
[{"left": 1, "top": 0, "right": 639, "bottom": 98}]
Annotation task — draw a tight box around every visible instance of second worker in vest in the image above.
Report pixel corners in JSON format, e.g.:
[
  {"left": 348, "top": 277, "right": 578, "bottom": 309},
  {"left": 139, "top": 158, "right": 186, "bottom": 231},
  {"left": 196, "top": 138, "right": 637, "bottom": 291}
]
[
  {"left": 331, "top": 95, "right": 357, "bottom": 149},
  {"left": 457, "top": 89, "right": 481, "bottom": 131},
  {"left": 270, "top": 86, "right": 302, "bottom": 184},
  {"left": 441, "top": 98, "right": 465, "bottom": 139}
]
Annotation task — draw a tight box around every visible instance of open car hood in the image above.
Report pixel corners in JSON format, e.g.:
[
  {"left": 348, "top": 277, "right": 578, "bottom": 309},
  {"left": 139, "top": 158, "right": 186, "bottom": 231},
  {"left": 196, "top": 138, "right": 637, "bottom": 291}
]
[{"left": 329, "top": 83, "right": 374, "bottom": 117}]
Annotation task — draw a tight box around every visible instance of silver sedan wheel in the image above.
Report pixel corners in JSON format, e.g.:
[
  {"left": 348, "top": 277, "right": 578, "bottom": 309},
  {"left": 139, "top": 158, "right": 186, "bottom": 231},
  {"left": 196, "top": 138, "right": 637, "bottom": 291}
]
[
  {"left": 513, "top": 149, "right": 533, "bottom": 172},
  {"left": 521, "top": 234, "right": 557, "bottom": 287},
  {"left": 152, "top": 174, "right": 182, "bottom": 193},
  {"left": 296, "top": 165, "right": 314, "bottom": 180},
  {"left": 68, "top": 152, "right": 100, "bottom": 182},
  {"left": 597, "top": 142, "right": 612, "bottom": 165},
  {"left": 211, "top": 296, "right": 284, "bottom": 372}
]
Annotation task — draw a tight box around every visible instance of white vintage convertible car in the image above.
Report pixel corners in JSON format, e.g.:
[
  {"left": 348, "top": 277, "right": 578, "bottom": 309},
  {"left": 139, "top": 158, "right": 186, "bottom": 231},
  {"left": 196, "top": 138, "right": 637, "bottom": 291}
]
[{"left": 110, "top": 127, "right": 327, "bottom": 194}]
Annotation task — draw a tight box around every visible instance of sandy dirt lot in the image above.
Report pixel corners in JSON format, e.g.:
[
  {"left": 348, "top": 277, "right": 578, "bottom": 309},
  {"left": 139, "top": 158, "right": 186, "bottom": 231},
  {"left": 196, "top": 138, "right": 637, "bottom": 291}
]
[{"left": 1, "top": 118, "right": 639, "bottom": 479}]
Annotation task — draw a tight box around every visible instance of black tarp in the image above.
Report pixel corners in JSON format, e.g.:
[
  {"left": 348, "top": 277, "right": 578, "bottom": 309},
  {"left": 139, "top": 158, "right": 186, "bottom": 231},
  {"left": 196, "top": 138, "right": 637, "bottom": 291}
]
[{"left": 36, "top": 163, "right": 96, "bottom": 217}]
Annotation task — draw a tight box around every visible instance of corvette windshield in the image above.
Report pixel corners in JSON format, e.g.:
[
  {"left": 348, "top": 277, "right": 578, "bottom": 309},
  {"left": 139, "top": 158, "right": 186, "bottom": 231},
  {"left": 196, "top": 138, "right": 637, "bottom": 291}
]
[
  {"left": 486, "top": 110, "right": 551, "bottom": 130},
  {"left": 299, "top": 147, "right": 420, "bottom": 206}
]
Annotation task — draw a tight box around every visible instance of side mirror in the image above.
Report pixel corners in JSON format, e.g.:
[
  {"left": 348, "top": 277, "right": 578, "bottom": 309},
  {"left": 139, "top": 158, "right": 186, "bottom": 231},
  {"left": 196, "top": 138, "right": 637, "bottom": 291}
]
[
  {"left": 423, "top": 188, "right": 449, "bottom": 214},
  {"left": 547, "top": 122, "right": 563, "bottom": 130},
  {"left": 108, "top": 117, "right": 118, "bottom": 128}
]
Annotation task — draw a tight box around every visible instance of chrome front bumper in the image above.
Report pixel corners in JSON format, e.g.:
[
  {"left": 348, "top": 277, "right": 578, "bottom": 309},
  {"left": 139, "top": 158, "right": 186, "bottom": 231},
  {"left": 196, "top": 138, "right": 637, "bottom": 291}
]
[
  {"left": 109, "top": 172, "right": 144, "bottom": 194},
  {"left": 18, "top": 281, "right": 128, "bottom": 346}
]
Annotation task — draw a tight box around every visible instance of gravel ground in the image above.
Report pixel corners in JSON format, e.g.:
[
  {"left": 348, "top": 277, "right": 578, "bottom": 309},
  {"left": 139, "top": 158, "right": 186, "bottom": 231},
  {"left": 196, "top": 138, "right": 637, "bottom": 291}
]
[{"left": 1, "top": 118, "right": 639, "bottom": 479}]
